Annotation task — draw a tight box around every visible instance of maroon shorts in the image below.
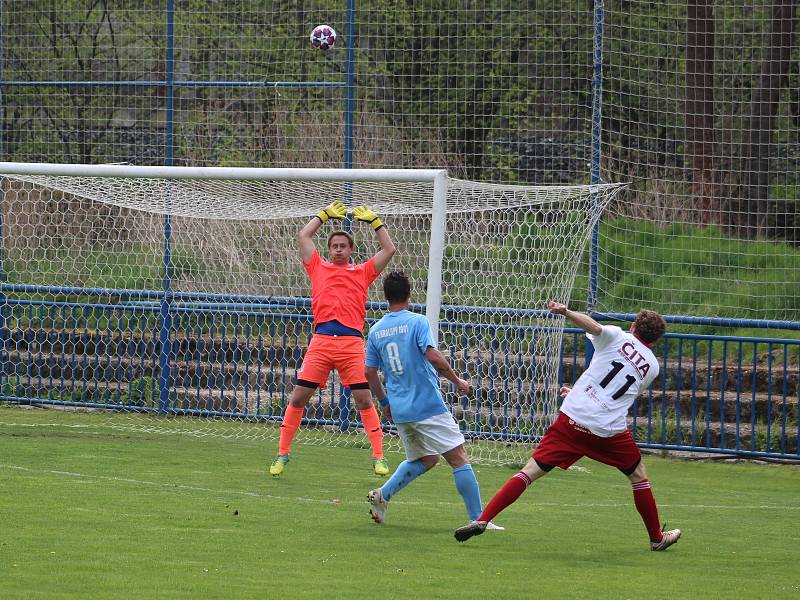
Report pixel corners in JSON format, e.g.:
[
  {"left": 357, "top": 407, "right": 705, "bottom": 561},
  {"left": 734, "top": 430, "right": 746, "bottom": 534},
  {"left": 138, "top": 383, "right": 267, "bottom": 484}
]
[{"left": 533, "top": 412, "right": 641, "bottom": 473}]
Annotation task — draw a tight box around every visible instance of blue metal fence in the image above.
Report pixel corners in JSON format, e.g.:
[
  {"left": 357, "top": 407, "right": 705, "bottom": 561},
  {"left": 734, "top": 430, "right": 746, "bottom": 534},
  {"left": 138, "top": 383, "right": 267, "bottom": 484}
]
[{"left": 1, "top": 287, "right": 797, "bottom": 460}]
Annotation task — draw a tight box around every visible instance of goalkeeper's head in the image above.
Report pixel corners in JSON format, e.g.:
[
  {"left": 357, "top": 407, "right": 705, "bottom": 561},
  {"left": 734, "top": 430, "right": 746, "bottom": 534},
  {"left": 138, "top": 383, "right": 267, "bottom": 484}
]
[
  {"left": 632, "top": 309, "right": 666, "bottom": 346},
  {"left": 383, "top": 271, "right": 411, "bottom": 306},
  {"left": 326, "top": 230, "right": 355, "bottom": 265}
]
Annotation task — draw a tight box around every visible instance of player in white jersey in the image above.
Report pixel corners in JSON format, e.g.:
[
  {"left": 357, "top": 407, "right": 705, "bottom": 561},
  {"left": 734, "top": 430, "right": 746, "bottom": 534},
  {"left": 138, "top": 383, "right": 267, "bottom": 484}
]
[
  {"left": 559, "top": 307, "right": 660, "bottom": 437},
  {"left": 364, "top": 271, "right": 502, "bottom": 532},
  {"left": 454, "top": 301, "right": 681, "bottom": 551}
]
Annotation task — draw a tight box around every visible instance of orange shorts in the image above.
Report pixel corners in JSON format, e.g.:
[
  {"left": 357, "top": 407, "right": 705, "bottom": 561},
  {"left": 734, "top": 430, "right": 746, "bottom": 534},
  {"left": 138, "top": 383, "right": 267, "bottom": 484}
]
[{"left": 296, "top": 334, "right": 367, "bottom": 388}]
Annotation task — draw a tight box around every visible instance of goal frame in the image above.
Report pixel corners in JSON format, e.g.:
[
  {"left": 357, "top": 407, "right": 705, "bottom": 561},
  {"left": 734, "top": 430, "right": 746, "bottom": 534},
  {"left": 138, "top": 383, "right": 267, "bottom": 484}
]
[{"left": 0, "top": 161, "right": 623, "bottom": 463}]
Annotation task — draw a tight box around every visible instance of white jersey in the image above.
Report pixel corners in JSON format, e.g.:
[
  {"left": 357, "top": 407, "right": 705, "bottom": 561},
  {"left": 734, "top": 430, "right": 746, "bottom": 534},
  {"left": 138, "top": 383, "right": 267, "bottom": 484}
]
[{"left": 560, "top": 325, "right": 659, "bottom": 437}]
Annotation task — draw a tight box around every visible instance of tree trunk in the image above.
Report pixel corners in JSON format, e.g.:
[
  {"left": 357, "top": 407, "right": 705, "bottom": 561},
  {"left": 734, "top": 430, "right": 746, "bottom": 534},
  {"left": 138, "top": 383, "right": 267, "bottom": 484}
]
[
  {"left": 734, "top": 1, "right": 797, "bottom": 238},
  {"left": 686, "top": 0, "right": 716, "bottom": 222}
]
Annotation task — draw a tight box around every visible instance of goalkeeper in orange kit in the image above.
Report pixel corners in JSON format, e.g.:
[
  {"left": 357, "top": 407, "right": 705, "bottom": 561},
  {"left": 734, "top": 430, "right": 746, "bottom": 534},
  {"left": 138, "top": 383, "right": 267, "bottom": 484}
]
[{"left": 269, "top": 201, "right": 396, "bottom": 477}]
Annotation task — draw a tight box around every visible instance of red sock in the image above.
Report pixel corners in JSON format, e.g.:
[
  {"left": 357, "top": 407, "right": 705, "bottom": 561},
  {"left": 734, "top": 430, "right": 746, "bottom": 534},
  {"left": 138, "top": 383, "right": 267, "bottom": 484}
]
[
  {"left": 359, "top": 407, "right": 384, "bottom": 459},
  {"left": 477, "top": 471, "right": 532, "bottom": 522},
  {"left": 632, "top": 480, "right": 663, "bottom": 542},
  {"left": 278, "top": 404, "right": 304, "bottom": 455}
]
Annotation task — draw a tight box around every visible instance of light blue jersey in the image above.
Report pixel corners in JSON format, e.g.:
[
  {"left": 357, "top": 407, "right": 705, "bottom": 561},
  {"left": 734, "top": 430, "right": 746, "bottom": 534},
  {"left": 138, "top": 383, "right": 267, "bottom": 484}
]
[{"left": 365, "top": 310, "right": 448, "bottom": 424}]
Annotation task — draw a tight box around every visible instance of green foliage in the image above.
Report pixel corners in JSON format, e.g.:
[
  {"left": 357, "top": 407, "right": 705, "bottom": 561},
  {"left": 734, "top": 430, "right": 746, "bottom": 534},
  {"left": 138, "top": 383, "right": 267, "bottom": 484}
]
[
  {"left": 591, "top": 217, "right": 800, "bottom": 327},
  {"left": 635, "top": 408, "right": 679, "bottom": 446},
  {"left": 2, "top": 241, "right": 217, "bottom": 302},
  {"left": 358, "top": 1, "right": 595, "bottom": 179},
  {"left": 3, "top": 246, "right": 163, "bottom": 291},
  {"left": 752, "top": 417, "right": 794, "bottom": 454},
  {"left": 770, "top": 185, "right": 800, "bottom": 201},
  {"left": 127, "top": 376, "right": 158, "bottom": 407},
  {"left": 1, "top": 382, "right": 26, "bottom": 399},
  {"left": 2, "top": 0, "right": 797, "bottom": 191}
]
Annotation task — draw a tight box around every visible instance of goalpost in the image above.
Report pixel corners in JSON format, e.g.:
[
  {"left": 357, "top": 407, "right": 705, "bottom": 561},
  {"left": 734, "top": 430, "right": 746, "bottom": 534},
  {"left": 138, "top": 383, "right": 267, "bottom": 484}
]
[{"left": 0, "top": 162, "right": 625, "bottom": 464}]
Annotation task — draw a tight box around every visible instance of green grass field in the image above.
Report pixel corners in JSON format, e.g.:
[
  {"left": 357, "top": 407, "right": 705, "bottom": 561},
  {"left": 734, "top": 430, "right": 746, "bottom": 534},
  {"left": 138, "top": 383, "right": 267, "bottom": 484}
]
[{"left": 1, "top": 405, "right": 799, "bottom": 600}]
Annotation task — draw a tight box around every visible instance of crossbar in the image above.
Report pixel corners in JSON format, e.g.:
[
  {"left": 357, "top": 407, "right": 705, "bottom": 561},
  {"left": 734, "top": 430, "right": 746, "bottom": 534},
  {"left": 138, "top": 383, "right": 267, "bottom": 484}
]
[{"left": 0, "top": 162, "right": 447, "bottom": 182}]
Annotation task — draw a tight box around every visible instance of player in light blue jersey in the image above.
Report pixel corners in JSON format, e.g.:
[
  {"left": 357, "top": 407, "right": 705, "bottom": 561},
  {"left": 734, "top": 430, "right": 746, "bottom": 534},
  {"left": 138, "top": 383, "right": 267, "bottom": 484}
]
[{"left": 364, "top": 271, "right": 502, "bottom": 532}]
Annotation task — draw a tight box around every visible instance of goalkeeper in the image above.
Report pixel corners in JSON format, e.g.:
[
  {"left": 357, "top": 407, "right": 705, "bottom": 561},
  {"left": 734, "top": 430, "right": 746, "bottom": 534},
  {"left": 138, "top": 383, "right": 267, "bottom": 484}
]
[{"left": 269, "top": 201, "right": 395, "bottom": 477}]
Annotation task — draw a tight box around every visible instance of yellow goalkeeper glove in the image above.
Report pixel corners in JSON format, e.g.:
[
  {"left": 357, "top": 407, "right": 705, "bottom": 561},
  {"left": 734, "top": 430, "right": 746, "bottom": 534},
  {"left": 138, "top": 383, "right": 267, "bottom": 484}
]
[
  {"left": 317, "top": 200, "right": 347, "bottom": 223},
  {"left": 353, "top": 205, "right": 384, "bottom": 231}
]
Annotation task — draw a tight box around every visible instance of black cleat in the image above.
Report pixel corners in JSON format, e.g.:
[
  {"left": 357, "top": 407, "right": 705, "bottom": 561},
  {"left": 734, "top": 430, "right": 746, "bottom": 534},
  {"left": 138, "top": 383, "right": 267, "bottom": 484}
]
[{"left": 454, "top": 520, "right": 488, "bottom": 543}]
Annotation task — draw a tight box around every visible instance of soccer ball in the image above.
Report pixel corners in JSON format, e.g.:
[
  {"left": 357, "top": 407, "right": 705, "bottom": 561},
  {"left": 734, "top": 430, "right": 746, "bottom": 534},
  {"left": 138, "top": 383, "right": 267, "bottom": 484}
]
[{"left": 310, "top": 25, "right": 337, "bottom": 51}]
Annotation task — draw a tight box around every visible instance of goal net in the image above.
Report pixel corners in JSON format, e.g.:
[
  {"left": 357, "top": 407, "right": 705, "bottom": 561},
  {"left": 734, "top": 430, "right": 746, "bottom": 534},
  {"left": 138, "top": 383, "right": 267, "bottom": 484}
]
[{"left": 0, "top": 163, "right": 624, "bottom": 464}]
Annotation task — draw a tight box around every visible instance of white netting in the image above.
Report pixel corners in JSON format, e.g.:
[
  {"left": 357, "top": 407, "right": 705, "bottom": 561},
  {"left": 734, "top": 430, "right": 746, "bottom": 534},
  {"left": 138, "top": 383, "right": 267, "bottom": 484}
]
[
  {"left": 0, "top": 174, "right": 609, "bottom": 219},
  {"left": 0, "top": 168, "right": 623, "bottom": 464}
]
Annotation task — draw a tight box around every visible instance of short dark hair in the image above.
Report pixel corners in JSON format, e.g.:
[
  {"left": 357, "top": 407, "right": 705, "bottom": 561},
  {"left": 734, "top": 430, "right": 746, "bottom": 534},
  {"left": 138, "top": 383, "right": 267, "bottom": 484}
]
[
  {"left": 327, "top": 230, "right": 354, "bottom": 248},
  {"left": 383, "top": 271, "right": 411, "bottom": 304},
  {"left": 633, "top": 309, "right": 666, "bottom": 344}
]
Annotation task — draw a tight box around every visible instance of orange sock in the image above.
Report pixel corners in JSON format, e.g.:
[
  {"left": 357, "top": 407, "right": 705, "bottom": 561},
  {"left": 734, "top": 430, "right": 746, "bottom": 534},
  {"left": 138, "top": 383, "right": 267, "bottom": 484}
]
[
  {"left": 278, "top": 404, "right": 304, "bottom": 455},
  {"left": 359, "top": 406, "right": 384, "bottom": 459}
]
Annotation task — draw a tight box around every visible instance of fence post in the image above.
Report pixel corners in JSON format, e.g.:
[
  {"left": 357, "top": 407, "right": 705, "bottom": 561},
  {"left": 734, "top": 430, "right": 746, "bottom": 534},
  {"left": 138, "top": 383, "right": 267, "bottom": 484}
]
[
  {"left": 157, "top": 0, "right": 176, "bottom": 413},
  {"left": 0, "top": 188, "right": 6, "bottom": 399},
  {"left": 588, "top": 0, "right": 605, "bottom": 313},
  {"left": 586, "top": 0, "right": 605, "bottom": 367},
  {"left": 0, "top": 1, "right": 6, "bottom": 398},
  {"left": 338, "top": 0, "right": 358, "bottom": 431},
  {"left": 344, "top": 0, "right": 356, "bottom": 171}
]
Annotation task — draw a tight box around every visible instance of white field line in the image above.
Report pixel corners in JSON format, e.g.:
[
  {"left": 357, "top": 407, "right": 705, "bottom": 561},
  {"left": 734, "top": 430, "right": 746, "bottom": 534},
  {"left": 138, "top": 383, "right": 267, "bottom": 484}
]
[
  {"left": 1, "top": 463, "right": 797, "bottom": 512},
  {"left": 1, "top": 421, "right": 93, "bottom": 428},
  {"left": 0, "top": 421, "right": 264, "bottom": 439},
  {"left": 0, "top": 464, "right": 323, "bottom": 505}
]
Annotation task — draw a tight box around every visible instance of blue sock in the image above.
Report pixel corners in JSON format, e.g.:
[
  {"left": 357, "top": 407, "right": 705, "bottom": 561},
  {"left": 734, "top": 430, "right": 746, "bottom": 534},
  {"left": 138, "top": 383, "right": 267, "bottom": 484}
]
[
  {"left": 381, "top": 459, "right": 428, "bottom": 502},
  {"left": 453, "top": 463, "right": 483, "bottom": 520}
]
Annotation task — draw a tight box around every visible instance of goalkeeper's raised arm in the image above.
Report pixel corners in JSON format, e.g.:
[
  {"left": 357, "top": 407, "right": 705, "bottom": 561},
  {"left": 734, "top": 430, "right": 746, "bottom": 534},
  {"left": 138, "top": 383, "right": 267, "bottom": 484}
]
[
  {"left": 353, "top": 204, "right": 396, "bottom": 273},
  {"left": 297, "top": 202, "right": 395, "bottom": 271},
  {"left": 297, "top": 200, "right": 348, "bottom": 263}
]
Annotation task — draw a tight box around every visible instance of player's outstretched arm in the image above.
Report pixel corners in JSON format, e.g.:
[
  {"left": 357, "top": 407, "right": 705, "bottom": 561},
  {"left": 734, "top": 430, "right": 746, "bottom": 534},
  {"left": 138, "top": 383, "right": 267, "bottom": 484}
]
[
  {"left": 547, "top": 300, "right": 602, "bottom": 336},
  {"left": 298, "top": 201, "right": 347, "bottom": 262},
  {"left": 353, "top": 205, "right": 396, "bottom": 272},
  {"left": 424, "top": 347, "right": 472, "bottom": 395}
]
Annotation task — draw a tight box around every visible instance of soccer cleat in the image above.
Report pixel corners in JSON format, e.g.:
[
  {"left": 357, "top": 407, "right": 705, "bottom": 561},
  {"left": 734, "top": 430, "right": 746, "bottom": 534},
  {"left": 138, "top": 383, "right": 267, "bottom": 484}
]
[
  {"left": 650, "top": 527, "right": 682, "bottom": 551},
  {"left": 485, "top": 521, "right": 505, "bottom": 531},
  {"left": 454, "top": 520, "right": 488, "bottom": 542},
  {"left": 373, "top": 457, "right": 390, "bottom": 476},
  {"left": 269, "top": 454, "right": 290, "bottom": 477},
  {"left": 367, "top": 488, "right": 387, "bottom": 523}
]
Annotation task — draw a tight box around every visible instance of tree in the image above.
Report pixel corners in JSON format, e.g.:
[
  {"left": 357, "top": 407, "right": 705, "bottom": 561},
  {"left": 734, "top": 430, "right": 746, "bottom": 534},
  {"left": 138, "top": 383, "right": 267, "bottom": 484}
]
[
  {"left": 733, "top": 0, "right": 797, "bottom": 238},
  {"left": 685, "top": 0, "right": 715, "bottom": 220}
]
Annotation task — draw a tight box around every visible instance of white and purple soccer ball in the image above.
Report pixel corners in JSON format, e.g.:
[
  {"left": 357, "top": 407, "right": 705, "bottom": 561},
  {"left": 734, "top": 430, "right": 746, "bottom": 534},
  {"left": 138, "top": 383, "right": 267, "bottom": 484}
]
[{"left": 310, "top": 25, "right": 337, "bottom": 51}]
